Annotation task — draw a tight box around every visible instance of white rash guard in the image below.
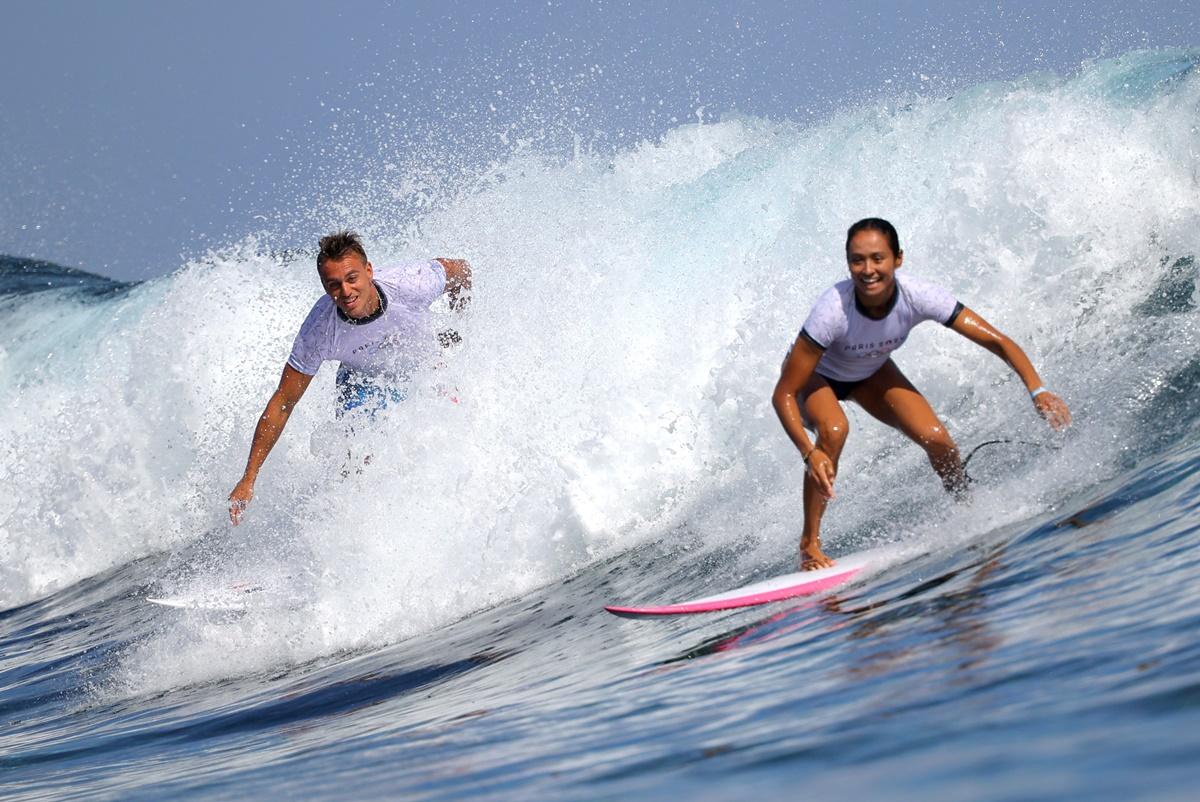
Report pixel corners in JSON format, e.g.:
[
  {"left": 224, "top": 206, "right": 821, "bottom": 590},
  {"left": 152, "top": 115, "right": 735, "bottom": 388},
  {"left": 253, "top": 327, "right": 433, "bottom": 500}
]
[
  {"left": 287, "top": 260, "right": 447, "bottom": 384},
  {"left": 799, "top": 274, "right": 963, "bottom": 382}
]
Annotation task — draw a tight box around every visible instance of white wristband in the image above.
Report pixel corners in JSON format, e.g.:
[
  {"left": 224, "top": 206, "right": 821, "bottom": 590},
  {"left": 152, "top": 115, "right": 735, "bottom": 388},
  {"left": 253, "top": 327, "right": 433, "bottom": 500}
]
[{"left": 1030, "top": 386, "right": 1049, "bottom": 399}]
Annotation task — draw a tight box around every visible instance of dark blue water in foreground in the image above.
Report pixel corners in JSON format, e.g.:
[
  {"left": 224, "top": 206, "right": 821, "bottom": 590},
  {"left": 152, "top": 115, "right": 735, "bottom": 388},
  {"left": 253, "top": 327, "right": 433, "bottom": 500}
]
[
  {"left": 3, "top": 50, "right": 1200, "bottom": 801},
  {"left": 3, "top": 439, "right": 1200, "bottom": 800}
]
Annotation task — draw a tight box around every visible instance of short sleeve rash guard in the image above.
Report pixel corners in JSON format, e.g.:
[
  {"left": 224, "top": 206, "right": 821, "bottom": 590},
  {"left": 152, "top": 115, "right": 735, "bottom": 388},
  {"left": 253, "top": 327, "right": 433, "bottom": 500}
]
[
  {"left": 287, "top": 260, "right": 447, "bottom": 379},
  {"left": 800, "top": 275, "right": 963, "bottom": 381}
]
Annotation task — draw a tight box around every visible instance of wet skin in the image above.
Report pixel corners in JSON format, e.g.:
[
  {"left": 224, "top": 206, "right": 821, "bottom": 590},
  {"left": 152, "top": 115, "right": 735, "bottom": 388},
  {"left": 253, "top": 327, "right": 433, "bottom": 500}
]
[
  {"left": 319, "top": 254, "right": 382, "bottom": 320},
  {"left": 773, "top": 229, "right": 1072, "bottom": 570},
  {"left": 227, "top": 253, "right": 473, "bottom": 525}
]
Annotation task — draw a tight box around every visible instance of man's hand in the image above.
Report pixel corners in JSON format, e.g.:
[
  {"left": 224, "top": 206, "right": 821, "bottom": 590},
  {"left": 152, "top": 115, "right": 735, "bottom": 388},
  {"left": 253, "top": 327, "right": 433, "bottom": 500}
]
[
  {"left": 229, "top": 478, "right": 255, "bottom": 525},
  {"left": 436, "top": 258, "right": 472, "bottom": 311},
  {"left": 806, "top": 448, "right": 837, "bottom": 499},
  {"left": 1034, "top": 392, "right": 1072, "bottom": 431}
]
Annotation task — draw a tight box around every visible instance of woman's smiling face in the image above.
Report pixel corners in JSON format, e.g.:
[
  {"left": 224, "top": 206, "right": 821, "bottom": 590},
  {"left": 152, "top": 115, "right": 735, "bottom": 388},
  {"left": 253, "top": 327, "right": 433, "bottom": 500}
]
[{"left": 846, "top": 228, "right": 903, "bottom": 310}]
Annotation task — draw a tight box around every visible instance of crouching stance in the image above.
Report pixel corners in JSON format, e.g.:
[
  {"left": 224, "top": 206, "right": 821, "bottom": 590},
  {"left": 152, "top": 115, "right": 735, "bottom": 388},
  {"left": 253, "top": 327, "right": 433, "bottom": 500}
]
[{"left": 772, "top": 218, "right": 1071, "bottom": 570}]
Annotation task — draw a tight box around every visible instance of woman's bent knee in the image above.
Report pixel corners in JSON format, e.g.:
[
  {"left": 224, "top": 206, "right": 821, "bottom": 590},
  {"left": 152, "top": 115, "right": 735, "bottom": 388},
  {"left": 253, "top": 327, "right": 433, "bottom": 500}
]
[{"left": 817, "top": 416, "right": 851, "bottom": 449}]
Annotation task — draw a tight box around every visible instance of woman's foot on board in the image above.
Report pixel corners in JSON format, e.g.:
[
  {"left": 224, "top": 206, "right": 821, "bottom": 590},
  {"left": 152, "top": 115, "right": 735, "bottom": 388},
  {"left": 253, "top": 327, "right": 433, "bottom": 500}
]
[{"left": 799, "top": 542, "right": 835, "bottom": 571}]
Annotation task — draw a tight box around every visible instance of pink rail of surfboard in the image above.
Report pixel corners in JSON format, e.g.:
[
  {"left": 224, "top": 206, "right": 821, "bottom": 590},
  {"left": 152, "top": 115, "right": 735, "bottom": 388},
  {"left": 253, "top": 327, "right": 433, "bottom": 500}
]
[{"left": 605, "top": 552, "right": 876, "bottom": 619}]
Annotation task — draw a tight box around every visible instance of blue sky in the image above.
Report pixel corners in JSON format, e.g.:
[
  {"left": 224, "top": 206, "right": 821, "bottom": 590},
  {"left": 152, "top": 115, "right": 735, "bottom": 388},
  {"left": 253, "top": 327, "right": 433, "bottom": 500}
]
[{"left": 2, "top": 0, "right": 1196, "bottom": 280}]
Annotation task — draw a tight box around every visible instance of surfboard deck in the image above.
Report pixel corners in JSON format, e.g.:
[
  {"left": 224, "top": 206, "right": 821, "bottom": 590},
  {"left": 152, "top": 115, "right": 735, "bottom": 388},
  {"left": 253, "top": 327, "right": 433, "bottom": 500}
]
[
  {"left": 146, "top": 581, "right": 278, "bottom": 612},
  {"left": 605, "top": 549, "right": 879, "bottom": 619}
]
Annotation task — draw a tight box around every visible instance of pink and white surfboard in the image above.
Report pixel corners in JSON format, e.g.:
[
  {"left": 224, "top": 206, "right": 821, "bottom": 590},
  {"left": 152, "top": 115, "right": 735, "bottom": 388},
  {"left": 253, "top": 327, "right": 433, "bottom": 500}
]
[{"left": 605, "top": 550, "right": 879, "bottom": 618}]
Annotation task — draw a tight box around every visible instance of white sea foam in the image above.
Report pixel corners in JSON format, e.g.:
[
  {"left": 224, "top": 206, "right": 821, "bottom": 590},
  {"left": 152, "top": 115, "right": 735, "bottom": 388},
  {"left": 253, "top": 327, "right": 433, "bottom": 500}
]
[{"left": 1, "top": 50, "right": 1197, "bottom": 689}]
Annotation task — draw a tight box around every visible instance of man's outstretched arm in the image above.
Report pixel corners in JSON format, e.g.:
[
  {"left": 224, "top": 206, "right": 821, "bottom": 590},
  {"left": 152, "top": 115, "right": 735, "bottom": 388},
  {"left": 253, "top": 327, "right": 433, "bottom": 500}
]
[{"left": 228, "top": 364, "right": 314, "bottom": 524}]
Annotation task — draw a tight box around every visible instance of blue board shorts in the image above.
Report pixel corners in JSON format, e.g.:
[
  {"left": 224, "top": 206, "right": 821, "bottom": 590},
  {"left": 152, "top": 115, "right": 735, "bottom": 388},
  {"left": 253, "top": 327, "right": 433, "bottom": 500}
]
[{"left": 336, "top": 366, "right": 407, "bottom": 421}]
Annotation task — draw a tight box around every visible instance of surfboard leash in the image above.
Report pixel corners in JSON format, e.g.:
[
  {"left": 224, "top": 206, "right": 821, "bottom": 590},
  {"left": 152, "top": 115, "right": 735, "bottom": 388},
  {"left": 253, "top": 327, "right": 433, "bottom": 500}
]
[{"left": 962, "top": 438, "right": 1062, "bottom": 484}]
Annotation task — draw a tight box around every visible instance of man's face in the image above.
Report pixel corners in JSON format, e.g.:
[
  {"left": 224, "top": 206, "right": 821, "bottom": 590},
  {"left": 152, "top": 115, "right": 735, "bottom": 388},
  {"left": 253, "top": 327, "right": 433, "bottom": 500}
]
[{"left": 318, "top": 253, "right": 376, "bottom": 318}]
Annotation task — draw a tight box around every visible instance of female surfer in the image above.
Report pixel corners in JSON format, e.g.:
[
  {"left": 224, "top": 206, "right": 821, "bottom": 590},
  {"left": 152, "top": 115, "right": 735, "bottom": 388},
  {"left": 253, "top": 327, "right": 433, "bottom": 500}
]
[{"left": 772, "top": 218, "right": 1071, "bottom": 570}]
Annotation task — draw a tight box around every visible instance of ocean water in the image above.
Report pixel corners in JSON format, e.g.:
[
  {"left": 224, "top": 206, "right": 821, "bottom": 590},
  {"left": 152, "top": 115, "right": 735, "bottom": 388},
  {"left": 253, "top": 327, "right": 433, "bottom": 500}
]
[{"left": 2, "top": 49, "right": 1200, "bottom": 800}]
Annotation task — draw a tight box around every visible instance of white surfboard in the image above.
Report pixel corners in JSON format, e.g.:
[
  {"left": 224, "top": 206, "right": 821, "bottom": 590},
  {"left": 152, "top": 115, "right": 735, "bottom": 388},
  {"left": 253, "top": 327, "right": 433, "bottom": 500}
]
[
  {"left": 605, "top": 549, "right": 881, "bottom": 619},
  {"left": 146, "top": 581, "right": 288, "bottom": 612}
]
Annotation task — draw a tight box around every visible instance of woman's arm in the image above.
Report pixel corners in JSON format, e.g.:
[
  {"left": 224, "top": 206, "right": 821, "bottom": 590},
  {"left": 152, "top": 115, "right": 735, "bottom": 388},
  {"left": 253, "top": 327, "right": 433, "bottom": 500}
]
[
  {"left": 773, "top": 335, "right": 836, "bottom": 497},
  {"left": 950, "top": 307, "right": 1071, "bottom": 431}
]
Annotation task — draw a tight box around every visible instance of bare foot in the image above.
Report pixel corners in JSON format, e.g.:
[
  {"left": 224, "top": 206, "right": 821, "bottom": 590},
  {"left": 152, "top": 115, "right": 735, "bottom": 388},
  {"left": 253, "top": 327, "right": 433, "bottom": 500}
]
[{"left": 799, "top": 543, "right": 835, "bottom": 571}]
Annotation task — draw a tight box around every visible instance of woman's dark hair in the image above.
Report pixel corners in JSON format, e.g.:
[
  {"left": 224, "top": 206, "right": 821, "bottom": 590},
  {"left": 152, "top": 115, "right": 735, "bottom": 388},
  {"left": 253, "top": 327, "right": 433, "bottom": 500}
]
[{"left": 846, "top": 218, "right": 901, "bottom": 256}]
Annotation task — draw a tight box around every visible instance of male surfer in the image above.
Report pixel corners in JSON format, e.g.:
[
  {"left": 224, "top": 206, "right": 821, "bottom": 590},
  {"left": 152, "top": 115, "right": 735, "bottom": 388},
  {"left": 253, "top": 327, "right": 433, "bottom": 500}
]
[
  {"left": 773, "top": 218, "right": 1070, "bottom": 569},
  {"left": 228, "top": 230, "right": 471, "bottom": 524}
]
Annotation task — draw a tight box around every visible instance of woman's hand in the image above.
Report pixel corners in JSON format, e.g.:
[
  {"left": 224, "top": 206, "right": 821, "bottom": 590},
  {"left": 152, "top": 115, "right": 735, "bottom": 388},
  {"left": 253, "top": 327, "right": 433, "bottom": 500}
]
[
  {"left": 1034, "top": 392, "right": 1071, "bottom": 431},
  {"left": 806, "top": 448, "right": 837, "bottom": 499}
]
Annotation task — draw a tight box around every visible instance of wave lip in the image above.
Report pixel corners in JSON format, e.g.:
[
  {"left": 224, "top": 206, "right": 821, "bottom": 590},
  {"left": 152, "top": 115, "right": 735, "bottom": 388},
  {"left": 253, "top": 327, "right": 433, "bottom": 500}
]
[{"left": 0, "top": 255, "right": 131, "bottom": 299}]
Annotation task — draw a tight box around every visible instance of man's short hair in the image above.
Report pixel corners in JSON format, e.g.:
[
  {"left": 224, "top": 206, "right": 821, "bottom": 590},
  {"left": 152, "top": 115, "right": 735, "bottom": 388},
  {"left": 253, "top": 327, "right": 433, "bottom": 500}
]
[{"left": 317, "top": 230, "right": 368, "bottom": 269}]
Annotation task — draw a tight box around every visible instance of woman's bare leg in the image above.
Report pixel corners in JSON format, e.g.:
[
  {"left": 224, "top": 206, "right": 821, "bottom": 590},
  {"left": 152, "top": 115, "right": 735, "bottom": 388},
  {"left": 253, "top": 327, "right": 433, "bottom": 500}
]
[
  {"left": 799, "top": 374, "right": 851, "bottom": 569},
  {"left": 850, "top": 360, "right": 968, "bottom": 496}
]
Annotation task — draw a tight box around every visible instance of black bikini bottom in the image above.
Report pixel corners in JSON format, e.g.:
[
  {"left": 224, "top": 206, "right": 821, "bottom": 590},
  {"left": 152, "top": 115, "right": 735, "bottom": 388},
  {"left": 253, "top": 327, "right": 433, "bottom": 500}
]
[{"left": 817, "top": 372, "right": 865, "bottom": 401}]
